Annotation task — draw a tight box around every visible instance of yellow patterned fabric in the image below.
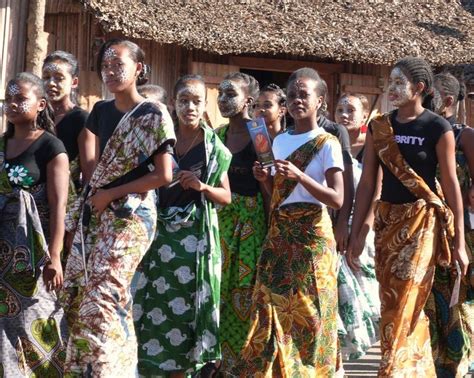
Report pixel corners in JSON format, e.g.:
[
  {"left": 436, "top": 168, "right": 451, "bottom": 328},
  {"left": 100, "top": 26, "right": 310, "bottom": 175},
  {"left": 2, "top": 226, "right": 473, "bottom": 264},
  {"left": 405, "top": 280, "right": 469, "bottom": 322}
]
[
  {"left": 371, "top": 113, "right": 455, "bottom": 376},
  {"left": 232, "top": 133, "right": 340, "bottom": 377}
]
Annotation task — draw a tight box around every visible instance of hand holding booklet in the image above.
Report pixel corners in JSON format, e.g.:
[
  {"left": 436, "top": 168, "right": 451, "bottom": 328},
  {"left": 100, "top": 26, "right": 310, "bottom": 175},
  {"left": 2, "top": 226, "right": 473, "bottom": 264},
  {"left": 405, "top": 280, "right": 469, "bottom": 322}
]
[
  {"left": 168, "top": 155, "right": 204, "bottom": 188},
  {"left": 168, "top": 155, "right": 182, "bottom": 188},
  {"left": 246, "top": 117, "right": 275, "bottom": 167}
]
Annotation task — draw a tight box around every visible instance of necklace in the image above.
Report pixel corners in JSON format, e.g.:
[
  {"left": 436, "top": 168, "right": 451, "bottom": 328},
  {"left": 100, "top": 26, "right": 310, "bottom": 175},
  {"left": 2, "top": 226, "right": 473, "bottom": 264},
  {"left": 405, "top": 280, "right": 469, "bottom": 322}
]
[{"left": 176, "top": 128, "right": 201, "bottom": 163}]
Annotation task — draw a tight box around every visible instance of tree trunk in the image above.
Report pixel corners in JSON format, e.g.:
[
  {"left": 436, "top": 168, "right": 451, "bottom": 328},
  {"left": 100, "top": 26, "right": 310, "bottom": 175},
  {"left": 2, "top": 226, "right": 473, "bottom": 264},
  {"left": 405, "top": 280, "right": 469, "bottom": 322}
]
[{"left": 25, "top": 0, "right": 47, "bottom": 76}]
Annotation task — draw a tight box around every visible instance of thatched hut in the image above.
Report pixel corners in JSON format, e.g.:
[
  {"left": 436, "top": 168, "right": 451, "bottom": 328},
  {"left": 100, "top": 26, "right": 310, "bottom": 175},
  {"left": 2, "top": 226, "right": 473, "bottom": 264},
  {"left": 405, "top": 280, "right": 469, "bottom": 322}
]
[{"left": 1, "top": 0, "right": 474, "bottom": 127}]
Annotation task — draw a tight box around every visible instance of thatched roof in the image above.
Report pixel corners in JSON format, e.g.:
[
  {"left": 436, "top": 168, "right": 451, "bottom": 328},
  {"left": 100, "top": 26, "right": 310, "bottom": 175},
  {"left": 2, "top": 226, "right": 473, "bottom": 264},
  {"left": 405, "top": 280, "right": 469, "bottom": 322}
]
[{"left": 79, "top": 0, "right": 474, "bottom": 66}]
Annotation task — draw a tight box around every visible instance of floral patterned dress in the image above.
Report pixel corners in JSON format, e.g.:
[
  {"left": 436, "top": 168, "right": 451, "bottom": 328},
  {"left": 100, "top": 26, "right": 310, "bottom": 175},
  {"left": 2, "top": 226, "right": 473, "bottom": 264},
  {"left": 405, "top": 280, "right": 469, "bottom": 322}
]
[
  {"left": 133, "top": 123, "right": 231, "bottom": 375},
  {"left": 232, "top": 133, "right": 340, "bottom": 377},
  {"left": 0, "top": 134, "right": 68, "bottom": 377},
  {"left": 337, "top": 159, "right": 380, "bottom": 360},
  {"left": 215, "top": 125, "right": 267, "bottom": 372},
  {"left": 61, "top": 102, "right": 175, "bottom": 377}
]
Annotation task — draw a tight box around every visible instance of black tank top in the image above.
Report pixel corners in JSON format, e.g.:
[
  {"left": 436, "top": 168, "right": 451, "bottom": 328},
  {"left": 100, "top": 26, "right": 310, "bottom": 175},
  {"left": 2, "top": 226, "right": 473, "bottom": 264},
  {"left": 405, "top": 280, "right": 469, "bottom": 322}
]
[{"left": 228, "top": 142, "right": 260, "bottom": 197}]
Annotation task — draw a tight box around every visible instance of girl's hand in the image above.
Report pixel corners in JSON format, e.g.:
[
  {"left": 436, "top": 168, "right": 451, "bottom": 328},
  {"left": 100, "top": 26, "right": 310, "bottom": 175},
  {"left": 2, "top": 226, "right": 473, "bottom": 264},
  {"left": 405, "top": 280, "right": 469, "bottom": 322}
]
[
  {"left": 274, "top": 159, "right": 303, "bottom": 181},
  {"left": 90, "top": 189, "right": 113, "bottom": 216},
  {"left": 334, "top": 220, "right": 350, "bottom": 254},
  {"left": 43, "top": 256, "right": 64, "bottom": 291},
  {"left": 179, "top": 170, "right": 204, "bottom": 192},
  {"left": 453, "top": 245, "right": 469, "bottom": 276},
  {"left": 346, "top": 232, "right": 367, "bottom": 271},
  {"left": 253, "top": 161, "right": 270, "bottom": 182}
]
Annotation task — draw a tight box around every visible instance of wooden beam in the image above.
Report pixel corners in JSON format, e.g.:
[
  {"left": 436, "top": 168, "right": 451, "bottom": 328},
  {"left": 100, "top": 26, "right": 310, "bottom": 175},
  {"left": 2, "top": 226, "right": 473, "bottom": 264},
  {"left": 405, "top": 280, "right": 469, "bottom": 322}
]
[
  {"left": 342, "top": 84, "right": 383, "bottom": 95},
  {"left": 229, "top": 56, "right": 344, "bottom": 74}
]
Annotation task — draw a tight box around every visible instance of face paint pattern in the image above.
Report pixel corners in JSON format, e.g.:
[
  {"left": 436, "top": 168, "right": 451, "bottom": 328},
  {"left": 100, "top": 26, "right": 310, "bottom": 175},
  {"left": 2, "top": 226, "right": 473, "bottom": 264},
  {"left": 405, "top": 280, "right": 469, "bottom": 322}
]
[
  {"left": 103, "top": 48, "right": 118, "bottom": 61},
  {"left": 175, "top": 85, "right": 206, "bottom": 123},
  {"left": 43, "top": 63, "right": 62, "bottom": 73},
  {"left": 101, "top": 64, "right": 129, "bottom": 84},
  {"left": 335, "top": 96, "right": 365, "bottom": 130},
  {"left": 17, "top": 101, "right": 32, "bottom": 114},
  {"left": 7, "top": 83, "right": 21, "bottom": 97},
  {"left": 43, "top": 62, "right": 73, "bottom": 101},
  {"left": 431, "top": 88, "right": 445, "bottom": 115},
  {"left": 217, "top": 80, "right": 246, "bottom": 118},
  {"left": 101, "top": 47, "right": 129, "bottom": 85},
  {"left": 388, "top": 67, "right": 412, "bottom": 107}
]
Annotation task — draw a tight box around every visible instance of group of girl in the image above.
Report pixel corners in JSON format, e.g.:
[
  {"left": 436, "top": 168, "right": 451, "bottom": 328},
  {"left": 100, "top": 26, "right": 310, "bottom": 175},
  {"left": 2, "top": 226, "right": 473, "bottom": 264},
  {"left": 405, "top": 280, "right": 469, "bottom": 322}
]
[{"left": 1, "top": 35, "right": 473, "bottom": 378}]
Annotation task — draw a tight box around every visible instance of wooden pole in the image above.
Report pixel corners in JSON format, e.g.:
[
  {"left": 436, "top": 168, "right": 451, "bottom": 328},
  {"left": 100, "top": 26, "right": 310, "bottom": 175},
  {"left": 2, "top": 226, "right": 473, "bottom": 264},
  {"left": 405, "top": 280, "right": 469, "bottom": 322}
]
[{"left": 25, "top": 0, "right": 48, "bottom": 76}]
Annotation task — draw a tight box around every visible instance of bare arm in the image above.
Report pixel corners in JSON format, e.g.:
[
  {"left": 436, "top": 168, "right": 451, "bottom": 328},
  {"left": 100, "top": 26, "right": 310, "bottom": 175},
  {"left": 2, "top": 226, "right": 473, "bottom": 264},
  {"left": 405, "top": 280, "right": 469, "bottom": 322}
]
[
  {"left": 253, "top": 162, "right": 273, "bottom": 217},
  {"left": 274, "top": 157, "right": 344, "bottom": 209},
  {"left": 334, "top": 162, "right": 355, "bottom": 252},
  {"left": 253, "top": 162, "right": 273, "bottom": 196},
  {"left": 80, "top": 128, "right": 99, "bottom": 184},
  {"left": 297, "top": 167, "right": 344, "bottom": 209},
  {"left": 90, "top": 151, "right": 173, "bottom": 214},
  {"left": 179, "top": 170, "right": 232, "bottom": 206},
  {"left": 437, "top": 131, "right": 468, "bottom": 274},
  {"left": 43, "top": 152, "right": 69, "bottom": 290},
  {"left": 346, "top": 131, "right": 380, "bottom": 269}
]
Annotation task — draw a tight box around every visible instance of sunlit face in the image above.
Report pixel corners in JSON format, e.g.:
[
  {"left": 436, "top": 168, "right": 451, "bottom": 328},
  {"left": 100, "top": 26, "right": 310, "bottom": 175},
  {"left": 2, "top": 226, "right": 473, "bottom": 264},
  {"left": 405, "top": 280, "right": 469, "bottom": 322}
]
[
  {"left": 175, "top": 80, "right": 207, "bottom": 127},
  {"left": 4, "top": 80, "right": 45, "bottom": 125},
  {"left": 388, "top": 67, "right": 415, "bottom": 107},
  {"left": 255, "top": 91, "right": 284, "bottom": 125},
  {"left": 217, "top": 79, "right": 247, "bottom": 118},
  {"left": 286, "top": 78, "right": 322, "bottom": 120},
  {"left": 42, "top": 61, "right": 77, "bottom": 103},
  {"left": 335, "top": 95, "right": 366, "bottom": 132},
  {"left": 100, "top": 45, "right": 140, "bottom": 93}
]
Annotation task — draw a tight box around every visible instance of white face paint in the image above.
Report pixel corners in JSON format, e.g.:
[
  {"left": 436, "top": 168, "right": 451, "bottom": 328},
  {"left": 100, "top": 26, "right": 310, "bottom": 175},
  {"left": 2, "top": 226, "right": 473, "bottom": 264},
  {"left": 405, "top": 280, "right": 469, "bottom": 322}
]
[
  {"left": 335, "top": 96, "right": 365, "bottom": 131},
  {"left": 42, "top": 61, "right": 75, "bottom": 102},
  {"left": 286, "top": 78, "right": 320, "bottom": 120},
  {"left": 388, "top": 67, "right": 413, "bottom": 107},
  {"left": 17, "top": 101, "right": 32, "bottom": 114},
  {"left": 6, "top": 83, "right": 21, "bottom": 97},
  {"left": 4, "top": 81, "right": 37, "bottom": 121},
  {"left": 103, "top": 47, "right": 118, "bottom": 61},
  {"left": 217, "top": 80, "right": 246, "bottom": 118},
  {"left": 100, "top": 47, "right": 130, "bottom": 86},
  {"left": 42, "top": 63, "right": 62, "bottom": 73},
  {"left": 175, "top": 83, "right": 206, "bottom": 126}
]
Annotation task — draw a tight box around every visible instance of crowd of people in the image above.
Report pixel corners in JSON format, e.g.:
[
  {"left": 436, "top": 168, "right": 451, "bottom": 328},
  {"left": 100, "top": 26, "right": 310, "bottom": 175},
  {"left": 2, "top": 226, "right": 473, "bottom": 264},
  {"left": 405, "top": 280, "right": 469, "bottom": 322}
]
[{"left": 0, "top": 37, "right": 473, "bottom": 378}]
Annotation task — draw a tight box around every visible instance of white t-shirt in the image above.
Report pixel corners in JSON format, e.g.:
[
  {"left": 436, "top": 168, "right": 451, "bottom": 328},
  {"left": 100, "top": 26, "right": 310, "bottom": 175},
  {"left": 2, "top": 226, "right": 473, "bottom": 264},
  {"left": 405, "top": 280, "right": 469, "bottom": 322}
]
[{"left": 272, "top": 127, "right": 344, "bottom": 207}]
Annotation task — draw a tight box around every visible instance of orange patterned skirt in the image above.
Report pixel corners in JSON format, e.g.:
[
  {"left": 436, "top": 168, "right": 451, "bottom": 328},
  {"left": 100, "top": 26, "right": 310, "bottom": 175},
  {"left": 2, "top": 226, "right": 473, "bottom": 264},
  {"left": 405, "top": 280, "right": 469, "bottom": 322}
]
[{"left": 374, "top": 199, "right": 438, "bottom": 377}]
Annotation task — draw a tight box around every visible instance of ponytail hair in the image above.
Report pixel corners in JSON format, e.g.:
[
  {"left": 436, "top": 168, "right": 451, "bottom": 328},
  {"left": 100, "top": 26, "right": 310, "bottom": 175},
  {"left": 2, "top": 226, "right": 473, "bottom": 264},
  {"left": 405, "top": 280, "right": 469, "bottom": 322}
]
[
  {"left": 434, "top": 72, "right": 465, "bottom": 103},
  {"left": 393, "top": 57, "right": 434, "bottom": 109},
  {"left": 5, "top": 72, "right": 55, "bottom": 138}
]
